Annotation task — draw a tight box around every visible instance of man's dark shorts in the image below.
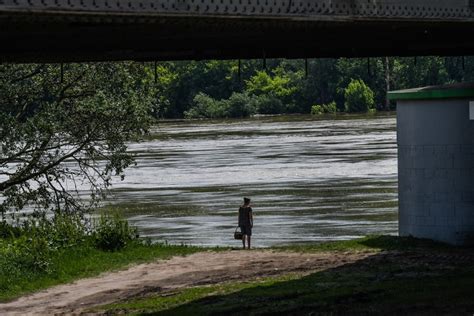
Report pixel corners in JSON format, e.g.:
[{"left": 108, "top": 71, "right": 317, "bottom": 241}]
[{"left": 240, "top": 225, "right": 252, "bottom": 236}]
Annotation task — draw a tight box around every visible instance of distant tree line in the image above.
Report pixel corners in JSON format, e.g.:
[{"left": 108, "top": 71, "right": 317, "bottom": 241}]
[{"left": 151, "top": 56, "right": 474, "bottom": 118}]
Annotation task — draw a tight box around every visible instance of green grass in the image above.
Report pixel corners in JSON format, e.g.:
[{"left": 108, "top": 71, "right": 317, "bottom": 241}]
[
  {"left": 272, "top": 235, "right": 454, "bottom": 253},
  {"left": 91, "top": 236, "right": 474, "bottom": 315},
  {"left": 90, "top": 274, "right": 302, "bottom": 315},
  {"left": 0, "top": 242, "right": 211, "bottom": 302}
]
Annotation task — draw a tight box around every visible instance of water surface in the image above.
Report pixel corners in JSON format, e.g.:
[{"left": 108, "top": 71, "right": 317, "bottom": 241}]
[{"left": 107, "top": 114, "right": 398, "bottom": 247}]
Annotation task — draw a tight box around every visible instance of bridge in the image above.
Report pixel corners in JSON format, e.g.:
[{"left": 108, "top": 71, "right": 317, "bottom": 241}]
[{"left": 1, "top": 0, "right": 474, "bottom": 62}]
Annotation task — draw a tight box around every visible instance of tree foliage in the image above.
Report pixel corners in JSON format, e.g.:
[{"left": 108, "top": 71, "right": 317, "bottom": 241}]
[
  {"left": 185, "top": 92, "right": 256, "bottom": 119},
  {"left": 0, "top": 63, "right": 155, "bottom": 217},
  {"left": 150, "top": 56, "right": 474, "bottom": 118},
  {"left": 344, "top": 79, "right": 375, "bottom": 113},
  {"left": 311, "top": 102, "right": 337, "bottom": 115}
]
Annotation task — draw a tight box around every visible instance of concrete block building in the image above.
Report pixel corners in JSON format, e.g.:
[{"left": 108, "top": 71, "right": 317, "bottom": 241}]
[{"left": 389, "top": 83, "right": 474, "bottom": 245}]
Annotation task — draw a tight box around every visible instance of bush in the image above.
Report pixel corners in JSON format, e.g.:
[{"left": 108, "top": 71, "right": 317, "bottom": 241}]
[
  {"left": 226, "top": 92, "right": 256, "bottom": 118},
  {"left": 311, "top": 101, "right": 337, "bottom": 115},
  {"left": 93, "top": 213, "right": 138, "bottom": 251},
  {"left": 185, "top": 93, "right": 228, "bottom": 119},
  {"left": 253, "top": 94, "right": 285, "bottom": 114},
  {"left": 186, "top": 92, "right": 256, "bottom": 119},
  {"left": 311, "top": 105, "right": 323, "bottom": 115},
  {"left": 50, "top": 213, "right": 89, "bottom": 247},
  {"left": 1, "top": 212, "right": 138, "bottom": 253},
  {"left": 0, "top": 234, "right": 54, "bottom": 278},
  {"left": 0, "top": 221, "right": 23, "bottom": 239},
  {"left": 19, "top": 213, "right": 89, "bottom": 248},
  {"left": 344, "top": 79, "right": 375, "bottom": 113},
  {"left": 0, "top": 214, "right": 89, "bottom": 276},
  {"left": 323, "top": 101, "right": 337, "bottom": 113},
  {"left": 0, "top": 212, "right": 141, "bottom": 293}
]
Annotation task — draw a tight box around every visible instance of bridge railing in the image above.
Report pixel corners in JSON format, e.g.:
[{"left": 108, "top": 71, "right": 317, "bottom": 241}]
[{"left": 1, "top": 0, "right": 473, "bottom": 21}]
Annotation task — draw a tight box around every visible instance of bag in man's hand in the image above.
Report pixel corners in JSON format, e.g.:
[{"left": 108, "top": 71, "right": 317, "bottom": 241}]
[{"left": 234, "top": 227, "right": 243, "bottom": 240}]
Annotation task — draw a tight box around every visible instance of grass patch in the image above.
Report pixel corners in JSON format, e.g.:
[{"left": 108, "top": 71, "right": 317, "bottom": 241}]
[
  {"left": 0, "top": 242, "right": 209, "bottom": 302},
  {"left": 92, "top": 274, "right": 300, "bottom": 315},
  {"left": 272, "top": 235, "right": 454, "bottom": 253}
]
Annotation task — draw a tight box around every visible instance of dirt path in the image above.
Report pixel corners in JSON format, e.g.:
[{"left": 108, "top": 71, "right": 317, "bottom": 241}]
[{"left": 0, "top": 250, "right": 374, "bottom": 315}]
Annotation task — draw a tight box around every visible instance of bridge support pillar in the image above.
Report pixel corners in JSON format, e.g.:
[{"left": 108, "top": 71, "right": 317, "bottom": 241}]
[{"left": 389, "top": 84, "right": 474, "bottom": 245}]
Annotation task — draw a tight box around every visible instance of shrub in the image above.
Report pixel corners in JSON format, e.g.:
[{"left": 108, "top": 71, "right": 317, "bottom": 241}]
[
  {"left": 0, "top": 221, "right": 23, "bottom": 239},
  {"left": 311, "top": 101, "right": 337, "bottom": 115},
  {"left": 49, "top": 214, "right": 90, "bottom": 247},
  {"left": 0, "top": 234, "right": 54, "bottom": 276},
  {"left": 0, "top": 214, "right": 90, "bottom": 276},
  {"left": 344, "top": 79, "right": 375, "bottom": 113},
  {"left": 253, "top": 94, "right": 285, "bottom": 114},
  {"left": 0, "top": 212, "right": 141, "bottom": 292},
  {"left": 322, "top": 101, "right": 337, "bottom": 114},
  {"left": 185, "top": 93, "right": 228, "bottom": 119},
  {"left": 93, "top": 212, "right": 138, "bottom": 251},
  {"left": 226, "top": 92, "right": 256, "bottom": 118},
  {"left": 311, "top": 105, "right": 323, "bottom": 115},
  {"left": 186, "top": 92, "right": 256, "bottom": 119},
  {"left": 19, "top": 213, "right": 89, "bottom": 248}
]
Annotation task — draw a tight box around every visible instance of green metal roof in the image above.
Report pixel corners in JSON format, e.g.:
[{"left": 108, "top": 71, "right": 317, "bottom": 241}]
[{"left": 388, "top": 83, "right": 474, "bottom": 101}]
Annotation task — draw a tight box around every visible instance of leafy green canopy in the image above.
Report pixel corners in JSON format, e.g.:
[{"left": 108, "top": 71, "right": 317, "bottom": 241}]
[
  {"left": 344, "top": 79, "right": 375, "bottom": 113},
  {"left": 0, "top": 63, "right": 156, "bottom": 217},
  {"left": 185, "top": 92, "right": 256, "bottom": 119},
  {"left": 154, "top": 56, "right": 474, "bottom": 118}
]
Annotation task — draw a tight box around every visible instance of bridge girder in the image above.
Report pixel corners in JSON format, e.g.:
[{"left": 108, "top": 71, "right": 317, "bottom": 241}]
[{"left": 1, "top": 0, "right": 474, "bottom": 62}]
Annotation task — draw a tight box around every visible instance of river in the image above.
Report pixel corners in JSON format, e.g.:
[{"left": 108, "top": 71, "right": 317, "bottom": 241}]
[{"left": 106, "top": 113, "right": 398, "bottom": 247}]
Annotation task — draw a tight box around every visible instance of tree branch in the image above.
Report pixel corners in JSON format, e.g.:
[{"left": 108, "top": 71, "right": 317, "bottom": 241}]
[
  {"left": 0, "top": 137, "right": 89, "bottom": 192},
  {"left": 9, "top": 65, "right": 46, "bottom": 83}
]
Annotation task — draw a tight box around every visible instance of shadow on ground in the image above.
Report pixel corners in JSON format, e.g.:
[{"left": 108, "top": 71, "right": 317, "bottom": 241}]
[{"left": 145, "top": 237, "right": 474, "bottom": 316}]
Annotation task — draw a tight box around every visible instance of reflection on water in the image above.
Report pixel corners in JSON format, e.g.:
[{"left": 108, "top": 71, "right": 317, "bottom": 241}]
[{"left": 107, "top": 114, "right": 398, "bottom": 247}]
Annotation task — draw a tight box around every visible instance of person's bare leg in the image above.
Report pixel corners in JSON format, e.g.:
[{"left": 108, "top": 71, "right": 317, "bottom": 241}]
[
  {"left": 247, "top": 236, "right": 251, "bottom": 249},
  {"left": 242, "top": 235, "right": 246, "bottom": 249}
]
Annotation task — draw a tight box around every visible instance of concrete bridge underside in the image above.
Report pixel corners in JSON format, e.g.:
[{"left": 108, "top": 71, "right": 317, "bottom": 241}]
[{"left": 1, "top": 0, "right": 474, "bottom": 62}]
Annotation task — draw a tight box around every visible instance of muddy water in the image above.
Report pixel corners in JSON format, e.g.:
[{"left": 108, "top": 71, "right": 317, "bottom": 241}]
[{"left": 107, "top": 114, "right": 398, "bottom": 247}]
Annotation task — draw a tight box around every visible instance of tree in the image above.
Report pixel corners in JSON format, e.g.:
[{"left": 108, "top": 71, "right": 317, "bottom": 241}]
[
  {"left": 336, "top": 58, "right": 386, "bottom": 110},
  {"left": 185, "top": 92, "right": 256, "bottom": 119},
  {"left": 383, "top": 57, "right": 392, "bottom": 111},
  {"left": 160, "top": 60, "right": 238, "bottom": 118},
  {"left": 0, "top": 63, "right": 155, "bottom": 217},
  {"left": 396, "top": 56, "right": 449, "bottom": 88},
  {"left": 185, "top": 92, "right": 227, "bottom": 119},
  {"left": 246, "top": 71, "right": 296, "bottom": 99},
  {"left": 245, "top": 70, "right": 298, "bottom": 113},
  {"left": 300, "top": 59, "right": 340, "bottom": 111},
  {"left": 344, "top": 79, "right": 375, "bottom": 113}
]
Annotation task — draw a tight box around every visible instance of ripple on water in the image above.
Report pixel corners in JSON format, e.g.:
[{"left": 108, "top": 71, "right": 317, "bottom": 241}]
[{"left": 106, "top": 114, "right": 398, "bottom": 247}]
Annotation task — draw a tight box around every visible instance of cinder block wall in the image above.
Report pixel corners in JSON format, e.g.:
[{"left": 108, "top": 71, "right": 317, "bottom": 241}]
[{"left": 398, "top": 99, "right": 474, "bottom": 245}]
